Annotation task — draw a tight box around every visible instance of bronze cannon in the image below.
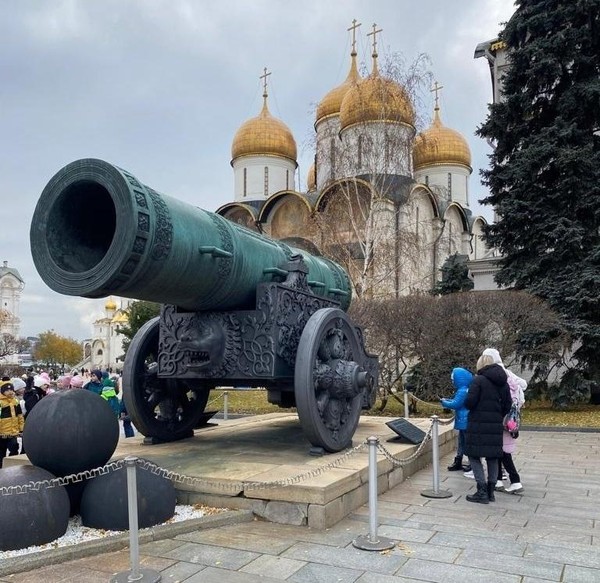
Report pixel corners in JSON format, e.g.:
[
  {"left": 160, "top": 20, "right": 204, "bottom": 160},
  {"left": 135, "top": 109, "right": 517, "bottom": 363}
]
[{"left": 30, "top": 159, "right": 378, "bottom": 452}]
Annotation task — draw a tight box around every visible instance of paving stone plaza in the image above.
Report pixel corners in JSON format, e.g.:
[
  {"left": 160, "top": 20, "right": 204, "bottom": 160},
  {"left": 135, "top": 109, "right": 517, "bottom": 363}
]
[{"left": 1, "top": 420, "right": 599, "bottom": 582}]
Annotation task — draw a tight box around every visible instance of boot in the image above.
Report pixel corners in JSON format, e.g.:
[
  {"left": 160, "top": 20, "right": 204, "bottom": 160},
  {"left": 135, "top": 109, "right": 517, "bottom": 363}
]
[
  {"left": 447, "top": 456, "right": 463, "bottom": 471},
  {"left": 466, "top": 482, "right": 489, "bottom": 504},
  {"left": 487, "top": 482, "right": 496, "bottom": 502}
]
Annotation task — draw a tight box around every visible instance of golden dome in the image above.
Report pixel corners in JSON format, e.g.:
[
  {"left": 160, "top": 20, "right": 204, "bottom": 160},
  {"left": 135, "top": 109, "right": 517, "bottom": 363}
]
[
  {"left": 307, "top": 162, "right": 316, "bottom": 190},
  {"left": 339, "top": 65, "right": 415, "bottom": 131},
  {"left": 413, "top": 108, "right": 472, "bottom": 170},
  {"left": 315, "top": 53, "right": 360, "bottom": 125},
  {"left": 231, "top": 95, "right": 297, "bottom": 163},
  {"left": 111, "top": 311, "right": 129, "bottom": 324},
  {"left": 105, "top": 297, "right": 117, "bottom": 311}
]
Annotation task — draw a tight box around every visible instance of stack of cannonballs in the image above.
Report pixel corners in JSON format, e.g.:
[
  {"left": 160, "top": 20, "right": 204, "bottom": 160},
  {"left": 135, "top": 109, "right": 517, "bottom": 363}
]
[{"left": 0, "top": 389, "right": 176, "bottom": 552}]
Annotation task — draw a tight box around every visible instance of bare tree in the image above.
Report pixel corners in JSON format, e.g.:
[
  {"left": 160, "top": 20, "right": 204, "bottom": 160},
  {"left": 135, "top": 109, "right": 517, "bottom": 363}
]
[
  {"left": 311, "top": 51, "right": 441, "bottom": 299},
  {"left": 352, "top": 290, "right": 570, "bottom": 408}
]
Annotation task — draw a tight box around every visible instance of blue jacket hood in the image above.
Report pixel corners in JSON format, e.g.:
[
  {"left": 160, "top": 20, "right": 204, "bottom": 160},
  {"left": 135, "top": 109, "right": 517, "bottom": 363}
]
[{"left": 451, "top": 367, "right": 473, "bottom": 390}]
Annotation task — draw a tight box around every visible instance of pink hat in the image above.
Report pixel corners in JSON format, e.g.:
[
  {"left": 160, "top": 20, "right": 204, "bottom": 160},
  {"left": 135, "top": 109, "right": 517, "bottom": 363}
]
[
  {"left": 58, "top": 375, "right": 72, "bottom": 390},
  {"left": 70, "top": 375, "right": 84, "bottom": 388},
  {"left": 39, "top": 372, "right": 51, "bottom": 385}
]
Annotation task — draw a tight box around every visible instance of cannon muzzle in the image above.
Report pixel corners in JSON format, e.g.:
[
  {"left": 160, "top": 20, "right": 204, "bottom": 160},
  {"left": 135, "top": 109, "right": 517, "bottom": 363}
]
[{"left": 30, "top": 159, "right": 351, "bottom": 311}]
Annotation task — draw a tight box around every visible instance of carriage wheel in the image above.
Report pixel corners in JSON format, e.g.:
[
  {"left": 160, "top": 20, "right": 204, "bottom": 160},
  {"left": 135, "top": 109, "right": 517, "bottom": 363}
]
[
  {"left": 295, "top": 308, "right": 371, "bottom": 452},
  {"left": 123, "top": 317, "right": 210, "bottom": 441}
]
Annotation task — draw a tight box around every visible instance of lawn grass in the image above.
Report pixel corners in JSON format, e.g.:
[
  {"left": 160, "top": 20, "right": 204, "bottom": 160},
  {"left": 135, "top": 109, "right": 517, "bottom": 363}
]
[{"left": 208, "top": 388, "right": 600, "bottom": 428}]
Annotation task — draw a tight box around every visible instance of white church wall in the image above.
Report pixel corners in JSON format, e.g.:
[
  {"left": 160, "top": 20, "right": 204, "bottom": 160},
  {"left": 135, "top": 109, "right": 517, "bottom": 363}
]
[{"left": 233, "top": 156, "right": 296, "bottom": 201}]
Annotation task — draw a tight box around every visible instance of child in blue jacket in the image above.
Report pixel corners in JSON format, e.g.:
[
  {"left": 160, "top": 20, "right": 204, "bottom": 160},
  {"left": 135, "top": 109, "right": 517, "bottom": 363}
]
[{"left": 440, "top": 367, "right": 473, "bottom": 471}]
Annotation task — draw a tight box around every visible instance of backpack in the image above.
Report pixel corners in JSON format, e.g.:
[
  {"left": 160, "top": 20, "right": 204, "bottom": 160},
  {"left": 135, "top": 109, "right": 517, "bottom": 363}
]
[{"left": 503, "top": 401, "right": 520, "bottom": 438}]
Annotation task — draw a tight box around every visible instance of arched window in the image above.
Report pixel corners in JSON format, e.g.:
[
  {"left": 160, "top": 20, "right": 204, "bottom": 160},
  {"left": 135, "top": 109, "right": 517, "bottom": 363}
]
[
  {"left": 357, "top": 135, "right": 363, "bottom": 167},
  {"left": 330, "top": 139, "right": 336, "bottom": 174}
]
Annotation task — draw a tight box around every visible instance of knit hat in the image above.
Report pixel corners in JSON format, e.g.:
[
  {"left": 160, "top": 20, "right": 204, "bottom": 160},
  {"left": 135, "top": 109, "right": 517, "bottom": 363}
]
[
  {"left": 91, "top": 369, "right": 103, "bottom": 381},
  {"left": 103, "top": 377, "right": 116, "bottom": 388},
  {"left": 34, "top": 373, "right": 51, "bottom": 388},
  {"left": 0, "top": 382, "right": 15, "bottom": 393},
  {"left": 10, "top": 378, "right": 26, "bottom": 392},
  {"left": 57, "top": 375, "right": 72, "bottom": 390},
  {"left": 70, "top": 375, "right": 84, "bottom": 388},
  {"left": 482, "top": 348, "right": 503, "bottom": 366}
]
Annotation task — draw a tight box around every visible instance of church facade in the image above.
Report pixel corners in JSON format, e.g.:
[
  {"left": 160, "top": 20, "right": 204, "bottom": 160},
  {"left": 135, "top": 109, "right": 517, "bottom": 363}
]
[
  {"left": 217, "top": 23, "right": 489, "bottom": 299},
  {"left": 82, "top": 297, "right": 129, "bottom": 372},
  {"left": 0, "top": 260, "right": 24, "bottom": 338}
]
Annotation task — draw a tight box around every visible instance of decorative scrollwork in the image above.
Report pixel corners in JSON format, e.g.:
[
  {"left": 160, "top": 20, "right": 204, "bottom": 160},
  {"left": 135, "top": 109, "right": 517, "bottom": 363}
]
[{"left": 147, "top": 187, "right": 173, "bottom": 261}]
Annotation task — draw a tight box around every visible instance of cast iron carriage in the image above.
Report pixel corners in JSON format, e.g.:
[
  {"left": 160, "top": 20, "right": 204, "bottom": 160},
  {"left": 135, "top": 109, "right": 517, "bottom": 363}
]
[{"left": 30, "top": 159, "right": 378, "bottom": 452}]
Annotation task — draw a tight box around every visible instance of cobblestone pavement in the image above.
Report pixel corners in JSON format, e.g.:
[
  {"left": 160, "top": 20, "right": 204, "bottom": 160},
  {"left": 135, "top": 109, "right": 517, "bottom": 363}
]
[{"left": 2, "top": 430, "right": 599, "bottom": 582}]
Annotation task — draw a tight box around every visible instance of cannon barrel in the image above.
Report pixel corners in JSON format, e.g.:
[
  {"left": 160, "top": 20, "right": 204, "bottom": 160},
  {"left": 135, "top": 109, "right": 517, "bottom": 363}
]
[{"left": 30, "top": 159, "right": 351, "bottom": 311}]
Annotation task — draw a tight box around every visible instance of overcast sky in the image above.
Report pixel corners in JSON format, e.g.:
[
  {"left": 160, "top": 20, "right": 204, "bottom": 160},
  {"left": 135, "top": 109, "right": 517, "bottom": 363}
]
[{"left": 1, "top": 0, "right": 515, "bottom": 341}]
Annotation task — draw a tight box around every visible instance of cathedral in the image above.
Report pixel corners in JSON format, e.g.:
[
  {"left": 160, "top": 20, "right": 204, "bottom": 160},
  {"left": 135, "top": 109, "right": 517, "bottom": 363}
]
[
  {"left": 0, "top": 261, "right": 24, "bottom": 338},
  {"left": 217, "top": 22, "right": 489, "bottom": 299},
  {"left": 84, "top": 23, "right": 492, "bottom": 368},
  {"left": 83, "top": 297, "right": 130, "bottom": 371}
]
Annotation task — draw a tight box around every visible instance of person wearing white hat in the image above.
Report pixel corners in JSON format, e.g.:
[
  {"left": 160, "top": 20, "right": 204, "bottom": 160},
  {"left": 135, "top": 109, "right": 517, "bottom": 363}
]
[{"left": 482, "top": 348, "right": 526, "bottom": 494}]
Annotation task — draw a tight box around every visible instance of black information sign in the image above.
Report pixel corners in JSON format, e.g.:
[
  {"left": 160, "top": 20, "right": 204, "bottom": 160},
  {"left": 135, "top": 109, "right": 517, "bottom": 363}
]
[{"left": 385, "top": 418, "right": 427, "bottom": 444}]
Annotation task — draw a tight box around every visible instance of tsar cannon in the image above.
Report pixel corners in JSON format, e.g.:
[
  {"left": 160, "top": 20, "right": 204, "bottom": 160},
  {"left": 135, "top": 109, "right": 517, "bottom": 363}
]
[{"left": 30, "top": 159, "right": 378, "bottom": 452}]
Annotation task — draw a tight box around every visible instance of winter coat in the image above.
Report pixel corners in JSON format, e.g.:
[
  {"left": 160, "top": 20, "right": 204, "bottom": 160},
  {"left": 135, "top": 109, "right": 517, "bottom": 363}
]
[
  {"left": 440, "top": 367, "right": 473, "bottom": 431},
  {"left": 503, "top": 370, "right": 527, "bottom": 454},
  {"left": 23, "top": 388, "right": 42, "bottom": 419},
  {"left": 0, "top": 393, "right": 25, "bottom": 437},
  {"left": 84, "top": 380, "right": 103, "bottom": 396},
  {"left": 464, "top": 364, "right": 512, "bottom": 459},
  {"left": 101, "top": 384, "right": 121, "bottom": 417}
]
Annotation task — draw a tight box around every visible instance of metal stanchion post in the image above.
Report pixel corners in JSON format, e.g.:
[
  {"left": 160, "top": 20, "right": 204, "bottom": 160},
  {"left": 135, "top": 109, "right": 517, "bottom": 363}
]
[
  {"left": 421, "top": 416, "right": 452, "bottom": 499},
  {"left": 353, "top": 436, "right": 395, "bottom": 551},
  {"left": 404, "top": 387, "right": 410, "bottom": 419},
  {"left": 223, "top": 390, "right": 229, "bottom": 420},
  {"left": 110, "top": 457, "right": 162, "bottom": 583}
]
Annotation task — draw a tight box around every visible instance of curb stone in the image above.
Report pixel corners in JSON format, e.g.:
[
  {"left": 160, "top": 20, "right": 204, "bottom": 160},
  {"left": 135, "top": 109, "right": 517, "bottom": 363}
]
[{"left": 0, "top": 509, "right": 254, "bottom": 578}]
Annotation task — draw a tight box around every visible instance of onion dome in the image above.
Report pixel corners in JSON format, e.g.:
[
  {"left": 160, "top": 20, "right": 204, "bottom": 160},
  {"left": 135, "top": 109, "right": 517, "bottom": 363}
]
[
  {"left": 307, "top": 162, "right": 316, "bottom": 190},
  {"left": 111, "top": 311, "right": 129, "bottom": 325},
  {"left": 104, "top": 297, "right": 117, "bottom": 311},
  {"left": 231, "top": 81, "right": 297, "bottom": 163},
  {"left": 315, "top": 51, "right": 360, "bottom": 125},
  {"left": 340, "top": 27, "right": 414, "bottom": 131},
  {"left": 413, "top": 107, "right": 472, "bottom": 170}
]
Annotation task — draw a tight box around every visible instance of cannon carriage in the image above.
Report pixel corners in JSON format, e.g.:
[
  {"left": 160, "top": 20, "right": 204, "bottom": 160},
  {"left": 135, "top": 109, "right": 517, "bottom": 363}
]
[{"left": 30, "top": 159, "right": 378, "bottom": 452}]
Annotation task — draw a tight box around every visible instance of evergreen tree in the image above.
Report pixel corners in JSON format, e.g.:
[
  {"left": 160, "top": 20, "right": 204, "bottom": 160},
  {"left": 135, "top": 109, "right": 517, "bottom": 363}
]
[
  {"left": 119, "top": 300, "right": 161, "bottom": 356},
  {"left": 431, "top": 253, "right": 474, "bottom": 295},
  {"left": 477, "top": 1, "right": 600, "bottom": 381}
]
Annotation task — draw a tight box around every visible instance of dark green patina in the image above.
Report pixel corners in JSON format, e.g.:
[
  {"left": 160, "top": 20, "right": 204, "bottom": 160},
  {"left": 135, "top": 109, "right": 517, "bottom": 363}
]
[
  {"left": 30, "top": 158, "right": 351, "bottom": 312},
  {"left": 30, "top": 159, "right": 377, "bottom": 453}
]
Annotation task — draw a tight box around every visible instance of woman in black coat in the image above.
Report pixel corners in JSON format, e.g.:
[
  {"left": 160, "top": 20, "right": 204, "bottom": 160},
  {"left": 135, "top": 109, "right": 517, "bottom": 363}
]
[{"left": 464, "top": 353, "right": 512, "bottom": 504}]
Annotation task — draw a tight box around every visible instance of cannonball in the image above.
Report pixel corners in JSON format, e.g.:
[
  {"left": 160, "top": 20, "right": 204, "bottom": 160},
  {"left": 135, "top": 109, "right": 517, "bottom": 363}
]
[
  {"left": 0, "top": 465, "right": 70, "bottom": 551},
  {"left": 23, "top": 389, "right": 119, "bottom": 477},
  {"left": 80, "top": 462, "right": 176, "bottom": 530}
]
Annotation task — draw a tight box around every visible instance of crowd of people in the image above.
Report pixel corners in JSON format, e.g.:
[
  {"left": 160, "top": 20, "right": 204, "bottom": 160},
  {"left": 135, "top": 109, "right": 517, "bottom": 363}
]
[
  {"left": 0, "top": 367, "right": 135, "bottom": 467},
  {"left": 440, "top": 347, "right": 526, "bottom": 504}
]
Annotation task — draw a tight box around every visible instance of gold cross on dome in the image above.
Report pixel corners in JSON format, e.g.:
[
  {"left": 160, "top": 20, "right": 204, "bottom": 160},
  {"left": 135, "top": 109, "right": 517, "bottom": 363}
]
[
  {"left": 347, "top": 19, "right": 361, "bottom": 54},
  {"left": 260, "top": 67, "right": 271, "bottom": 97},
  {"left": 367, "top": 23, "right": 383, "bottom": 57},
  {"left": 431, "top": 81, "right": 444, "bottom": 110}
]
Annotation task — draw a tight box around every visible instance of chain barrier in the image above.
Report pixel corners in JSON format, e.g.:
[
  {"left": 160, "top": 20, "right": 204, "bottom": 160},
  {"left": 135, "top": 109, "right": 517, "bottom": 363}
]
[
  {"left": 243, "top": 440, "right": 368, "bottom": 490},
  {"left": 135, "top": 458, "right": 244, "bottom": 494},
  {"left": 0, "top": 459, "right": 126, "bottom": 496},
  {"left": 0, "top": 416, "right": 451, "bottom": 497},
  {"left": 376, "top": 419, "right": 434, "bottom": 467},
  {"left": 205, "top": 392, "right": 225, "bottom": 408},
  {"left": 406, "top": 391, "right": 455, "bottom": 425}
]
